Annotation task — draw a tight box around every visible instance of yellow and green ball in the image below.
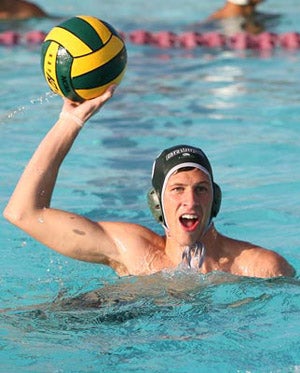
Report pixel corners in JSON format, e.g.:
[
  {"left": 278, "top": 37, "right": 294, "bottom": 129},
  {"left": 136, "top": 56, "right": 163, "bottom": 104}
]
[{"left": 41, "top": 15, "right": 127, "bottom": 102}]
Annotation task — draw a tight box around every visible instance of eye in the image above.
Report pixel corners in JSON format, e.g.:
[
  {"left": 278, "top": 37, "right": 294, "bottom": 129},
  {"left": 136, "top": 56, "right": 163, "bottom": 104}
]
[
  {"left": 172, "top": 186, "right": 184, "bottom": 193},
  {"left": 195, "top": 185, "right": 208, "bottom": 194}
]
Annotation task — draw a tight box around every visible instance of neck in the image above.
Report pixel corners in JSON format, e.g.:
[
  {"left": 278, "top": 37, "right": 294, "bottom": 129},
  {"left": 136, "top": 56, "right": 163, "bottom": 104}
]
[
  {"left": 202, "top": 223, "right": 219, "bottom": 255},
  {"left": 164, "top": 223, "right": 218, "bottom": 266}
]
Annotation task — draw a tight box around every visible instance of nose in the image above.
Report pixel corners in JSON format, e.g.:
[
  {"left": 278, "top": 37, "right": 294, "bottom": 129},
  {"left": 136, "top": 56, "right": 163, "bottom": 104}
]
[{"left": 182, "top": 188, "right": 198, "bottom": 208}]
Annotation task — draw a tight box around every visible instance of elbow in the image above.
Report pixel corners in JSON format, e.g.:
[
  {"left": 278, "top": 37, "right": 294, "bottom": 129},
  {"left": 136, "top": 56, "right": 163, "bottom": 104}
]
[
  {"left": 4, "top": 203, "right": 44, "bottom": 233},
  {"left": 3, "top": 205, "right": 27, "bottom": 227},
  {"left": 3, "top": 208, "right": 16, "bottom": 225}
]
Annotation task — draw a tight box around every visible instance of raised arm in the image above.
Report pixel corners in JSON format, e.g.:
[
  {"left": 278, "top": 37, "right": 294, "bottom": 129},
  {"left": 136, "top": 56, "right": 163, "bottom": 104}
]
[{"left": 3, "top": 86, "right": 126, "bottom": 265}]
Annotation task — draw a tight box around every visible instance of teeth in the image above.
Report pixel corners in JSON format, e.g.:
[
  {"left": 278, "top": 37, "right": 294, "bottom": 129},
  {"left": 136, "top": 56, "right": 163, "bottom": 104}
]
[{"left": 181, "top": 214, "right": 197, "bottom": 219}]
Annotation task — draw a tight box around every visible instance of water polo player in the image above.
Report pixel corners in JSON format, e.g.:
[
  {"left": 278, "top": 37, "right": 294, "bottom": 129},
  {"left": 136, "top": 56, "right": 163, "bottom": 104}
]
[
  {"left": 3, "top": 86, "right": 295, "bottom": 278},
  {"left": 195, "top": 0, "right": 280, "bottom": 36}
]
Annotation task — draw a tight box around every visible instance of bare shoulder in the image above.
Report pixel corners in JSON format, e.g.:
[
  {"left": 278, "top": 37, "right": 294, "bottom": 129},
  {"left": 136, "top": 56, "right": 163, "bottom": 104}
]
[
  {"left": 226, "top": 237, "right": 295, "bottom": 278},
  {"left": 99, "top": 221, "right": 163, "bottom": 246},
  {"left": 98, "top": 221, "right": 167, "bottom": 276}
]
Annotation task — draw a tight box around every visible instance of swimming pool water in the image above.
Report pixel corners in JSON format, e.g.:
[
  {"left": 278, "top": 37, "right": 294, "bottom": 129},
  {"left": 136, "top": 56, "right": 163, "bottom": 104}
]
[{"left": 1, "top": 1, "right": 300, "bottom": 372}]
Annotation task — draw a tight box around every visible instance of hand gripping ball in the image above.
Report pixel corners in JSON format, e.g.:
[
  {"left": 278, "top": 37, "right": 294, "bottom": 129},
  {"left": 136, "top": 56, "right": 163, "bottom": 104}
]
[{"left": 41, "top": 15, "right": 127, "bottom": 102}]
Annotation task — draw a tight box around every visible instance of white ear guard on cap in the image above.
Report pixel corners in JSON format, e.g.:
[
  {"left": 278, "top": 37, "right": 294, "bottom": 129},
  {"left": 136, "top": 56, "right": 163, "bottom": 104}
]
[{"left": 147, "top": 188, "right": 164, "bottom": 224}]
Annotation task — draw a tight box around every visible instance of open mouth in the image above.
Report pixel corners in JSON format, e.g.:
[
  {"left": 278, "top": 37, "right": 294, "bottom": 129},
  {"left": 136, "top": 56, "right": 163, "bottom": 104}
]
[{"left": 179, "top": 213, "right": 199, "bottom": 230}]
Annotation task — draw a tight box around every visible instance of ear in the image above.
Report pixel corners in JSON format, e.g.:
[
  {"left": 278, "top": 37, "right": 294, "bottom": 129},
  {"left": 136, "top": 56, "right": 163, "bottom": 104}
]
[
  {"left": 147, "top": 188, "right": 163, "bottom": 223},
  {"left": 212, "top": 183, "right": 222, "bottom": 218}
]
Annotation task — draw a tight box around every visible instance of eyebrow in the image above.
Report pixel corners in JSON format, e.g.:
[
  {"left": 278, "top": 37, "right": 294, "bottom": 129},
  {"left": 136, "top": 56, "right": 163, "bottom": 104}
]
[{"left": 168, "top": 180, "right": 210, "bottom": 187}]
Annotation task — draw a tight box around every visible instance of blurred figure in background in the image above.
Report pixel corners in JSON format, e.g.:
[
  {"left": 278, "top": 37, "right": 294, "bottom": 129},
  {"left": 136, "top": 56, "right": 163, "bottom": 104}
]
[
  {"left": 193, "top": 0, "right": 280, "bottom": 36},
  {"left": 209, "top": 0, "right": 265, "bottom": 34},
  {"left": 208, "top": 0, "right": 264, "bottom": 21},
  {"left": 0, "top": 0, "right": 47, "bottom": 20}
]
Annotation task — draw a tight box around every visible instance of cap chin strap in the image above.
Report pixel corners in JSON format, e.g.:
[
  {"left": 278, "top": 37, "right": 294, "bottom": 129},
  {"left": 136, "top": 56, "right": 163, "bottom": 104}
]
[{"left": 181, "top": 242, "right": 206, "bottom": 269}]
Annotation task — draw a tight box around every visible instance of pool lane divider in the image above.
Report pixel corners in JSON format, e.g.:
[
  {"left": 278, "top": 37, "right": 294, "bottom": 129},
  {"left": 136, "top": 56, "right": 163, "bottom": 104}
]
[{"left": 1, "top": 29, "right": 300, "bottom": 50}]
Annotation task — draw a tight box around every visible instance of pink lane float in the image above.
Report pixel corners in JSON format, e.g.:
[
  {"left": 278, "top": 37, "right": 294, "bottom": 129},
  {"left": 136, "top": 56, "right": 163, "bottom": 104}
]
[
  {"left": 0, "top": 30, "right": 47, "bottom": 46},
  {"left": 128, "top": 30, "right": 300, "bottom": 50},
  {"left": 1, "top": 29, "right": 300, "bottom": 50}
]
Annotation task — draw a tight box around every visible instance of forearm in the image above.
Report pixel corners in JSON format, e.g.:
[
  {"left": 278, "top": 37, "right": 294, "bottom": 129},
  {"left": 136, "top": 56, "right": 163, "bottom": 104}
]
[
  {"left": 3, "top": 85, "right": 115, "bottom": 228},
  {"left": 3, "top": 115, "right": 82, "bottom": 223}
]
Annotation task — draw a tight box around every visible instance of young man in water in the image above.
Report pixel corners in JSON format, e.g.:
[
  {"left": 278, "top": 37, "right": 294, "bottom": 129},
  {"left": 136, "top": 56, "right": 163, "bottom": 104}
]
[{"left": 3, "top": 86, "right": 295, "bottom": 279}]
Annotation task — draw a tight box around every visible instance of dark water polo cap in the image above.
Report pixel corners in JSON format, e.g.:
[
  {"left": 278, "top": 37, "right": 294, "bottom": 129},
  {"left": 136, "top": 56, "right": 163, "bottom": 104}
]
[
  {"left": 149, "top": 144, "right": 221, "bottom": 227},
  {"left": 151, "top": 144, "right": 214, "bottom": 199}
]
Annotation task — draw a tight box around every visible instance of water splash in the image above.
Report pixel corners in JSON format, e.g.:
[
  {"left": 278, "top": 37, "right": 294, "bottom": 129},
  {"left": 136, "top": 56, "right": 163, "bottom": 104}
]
[{"left": 0, "top": 91, "right": 57, "bottom": 125}]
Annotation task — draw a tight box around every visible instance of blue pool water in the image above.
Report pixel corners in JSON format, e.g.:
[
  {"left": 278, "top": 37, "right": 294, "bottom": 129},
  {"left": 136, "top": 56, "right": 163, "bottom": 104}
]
[{"left": 1, "top": 0, "right": 300, "bottom": 372}]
